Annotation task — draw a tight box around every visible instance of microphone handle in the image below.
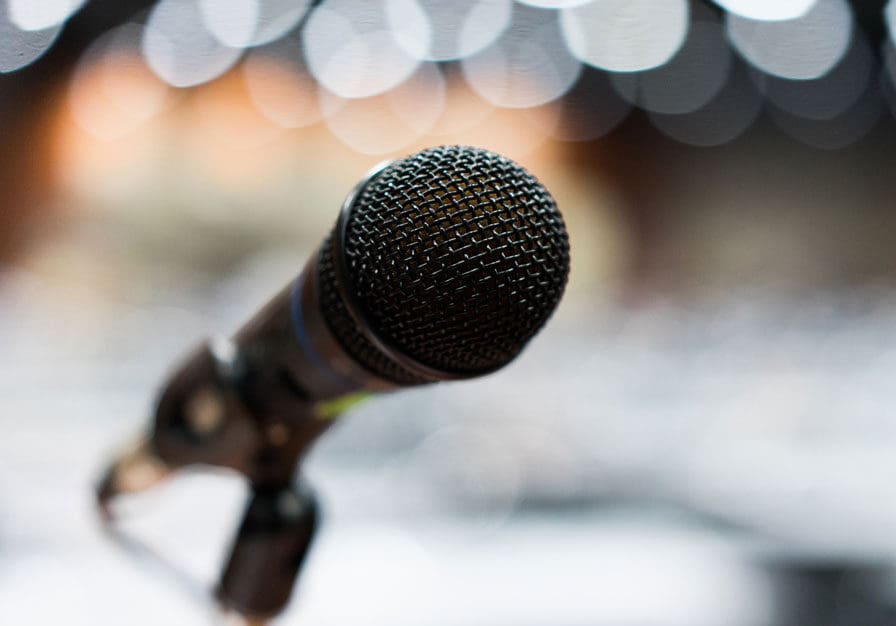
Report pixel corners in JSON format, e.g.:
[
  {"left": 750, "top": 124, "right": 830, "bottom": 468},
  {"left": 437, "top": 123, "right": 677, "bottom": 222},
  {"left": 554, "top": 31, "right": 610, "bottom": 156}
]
[{"left": 148, "top": 253, "right": 388, "bottom": 485}]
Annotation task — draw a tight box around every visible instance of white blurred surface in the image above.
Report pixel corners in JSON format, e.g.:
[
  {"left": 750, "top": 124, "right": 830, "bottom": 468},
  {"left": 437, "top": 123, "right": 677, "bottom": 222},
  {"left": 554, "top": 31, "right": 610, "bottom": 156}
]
[{"left": 4, "top": 259, "right": 896, "bottom": 623}]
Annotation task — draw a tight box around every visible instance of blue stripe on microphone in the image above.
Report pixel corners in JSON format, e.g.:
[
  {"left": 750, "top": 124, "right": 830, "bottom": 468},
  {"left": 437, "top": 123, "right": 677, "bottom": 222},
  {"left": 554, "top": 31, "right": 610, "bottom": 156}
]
[{"left": 289, "top": 276, "right": 354, "bottom": 387}]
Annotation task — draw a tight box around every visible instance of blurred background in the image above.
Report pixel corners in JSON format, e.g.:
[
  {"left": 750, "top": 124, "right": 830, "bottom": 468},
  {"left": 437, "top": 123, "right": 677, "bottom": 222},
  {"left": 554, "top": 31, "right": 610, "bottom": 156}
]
[{"left": 4, "top": 0, "right": 896, "bottom": 624}]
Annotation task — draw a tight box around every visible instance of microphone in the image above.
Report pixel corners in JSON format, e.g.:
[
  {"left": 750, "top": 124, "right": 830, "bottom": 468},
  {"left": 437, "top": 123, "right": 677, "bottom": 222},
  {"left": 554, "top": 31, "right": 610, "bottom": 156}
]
[{"left": 97, "top": 145, "right": 570, "bottom": 618}]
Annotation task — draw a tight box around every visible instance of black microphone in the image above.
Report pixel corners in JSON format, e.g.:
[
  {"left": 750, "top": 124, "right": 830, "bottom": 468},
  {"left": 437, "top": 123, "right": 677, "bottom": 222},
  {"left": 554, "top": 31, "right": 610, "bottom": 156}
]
[{"left": 97, "top": 145, "right": 570, "bottom": 619}]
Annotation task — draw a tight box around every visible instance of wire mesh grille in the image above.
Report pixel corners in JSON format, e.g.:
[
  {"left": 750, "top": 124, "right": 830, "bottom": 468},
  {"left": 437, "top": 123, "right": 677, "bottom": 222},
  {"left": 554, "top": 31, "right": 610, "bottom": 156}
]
[{"left": 319, "top": 145, "right": 570, "bottom": 382}]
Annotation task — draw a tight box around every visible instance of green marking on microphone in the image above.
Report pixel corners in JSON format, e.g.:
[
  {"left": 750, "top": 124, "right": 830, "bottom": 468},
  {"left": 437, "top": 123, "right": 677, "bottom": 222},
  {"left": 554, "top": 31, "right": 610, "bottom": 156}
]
[{"left": 314, "top": 391, "right": 371, "bottom": 420}]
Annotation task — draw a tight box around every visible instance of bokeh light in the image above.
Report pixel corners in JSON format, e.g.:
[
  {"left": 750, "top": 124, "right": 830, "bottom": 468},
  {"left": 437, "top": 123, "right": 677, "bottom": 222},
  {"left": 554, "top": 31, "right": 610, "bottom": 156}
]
[
  {"left": 198, "top": 0, "right": 311, "bottom": 49},
  {"left": 611, "top": 17, "right": 731, "bottom": 115},
  {"left": 386, "top": 0, "right": 512, "bottom": 62},
  {"left": 197, "top": 0, "right": 258, "bottom": 49},
  {"left": 7, "top": 0, "right": 85, "bottom": 31},
  {"left": 0, "top": 0, "right": 889, "bottom": 154},
  {"left": 69, "top": 24, "right": 173, "bottom": 140},
  {"left": 542, "top": 69, "right": 631, "bottom": 141},
  {"left": 711, "top": 0, "right": 817, "bottom": 21},
  {"left": 0, "top": 1, "right": 62, "bottom": 73},
  {"left": 461, "top": 4, "right": 581, "bottom": 108},
  {"left": 726, "top": 0, "right": 852, "bottom": 80},
  {"left": 142, "top": 0, "right": 243, "bottom": 88},
  {"left": 319, "top": 63, "right": 445, "bottom": 155},
  {"left": 247, "top": 0, "right": 312, "bottom": 46},
  {"left": 649, "top": 57, "right": 763, "bottom": 147},
  {"left": 242, "top": 33, "right": 322, "bottom": 129},
  {"left": 302, "top": 0, "right": 423, "bottom": 99},
  {"left": 770, "top": 80, "right": 883, "bottom": 149},
  {"left": 758, "top": 27, "right": 872, "bottom": 120},
  {"left": 561, "top": 0, "right": 689, "bottom": 73},
  {"left": 426, "top": 67, "right": 495, "bottom": 135},
  {"left": 887, "top": 1, "right": 896, "bottom": 48},
  {"left": 448, "top": 105, "right": 560, "bottom": 159},
  {"left": 517, "top": 0, "right": 592, "bottom": 7}
]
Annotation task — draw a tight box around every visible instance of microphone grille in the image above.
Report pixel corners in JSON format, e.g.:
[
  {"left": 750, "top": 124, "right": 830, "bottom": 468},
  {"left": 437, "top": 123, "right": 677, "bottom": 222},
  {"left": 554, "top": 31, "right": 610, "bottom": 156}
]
[{"left": 319, "top": 145, "right": 570, "bottom": 383}]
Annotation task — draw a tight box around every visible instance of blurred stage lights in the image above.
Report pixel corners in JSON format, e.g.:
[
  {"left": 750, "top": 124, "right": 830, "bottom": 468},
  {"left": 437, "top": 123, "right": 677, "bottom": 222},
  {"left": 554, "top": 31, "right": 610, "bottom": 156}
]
[
  {"left": 770, "top": 76, "right": 884, "bottom": 149},
  {"left": 710, "top": 0, "right": 817, "bottom": 21},
  {"left": 199, "top": 0, "right": 311, "bottom": 49},
  {"left": 143, "top": 0, "right": 243, "bottom": 88},
  {"left": 451, "top": 104, "right": 560, "bottom": 158},
  {"left": 517, "top": 0, "right": 591, "bottom": 7},
  {"left": 242, "top": 35, "right": 323, "bottom": 129},
  {"left": 610, "top": 17, "right": 732, "bottom": 115},
  {"left": 319, "top": 62, "right": 445, "bottom": 154},
  {"left": 757, "top": 27, "right": 873, "bottom": 121},
  {"left": 2, "top": 0, "right": 896, "bottom": 152},
  {"left": 543, "top": 69, "right": 631, "bottom": 141},
  {"left": 302, "top": 0, "right": 422, "bottom": 98},
  {"left": 7, "top": 0, "right": 84, "bottom": 31},
  {"left": 461, "top": 3, "right": 581, "bottom": 108},
  {"left": 0, "top": 1, "right": 62, "bottom": 73},
  {"left": 386, "top": 0, "right": 512, "bottom": 62},
  {"left": 69, "top": 23, "right": 173, "bottom": 140},
  {"left": 887, "top": 1, "right": 896, "bottom": 47},
  {"left": 726, "top": 0, "right": 852, "bottom": 80},
  {"left": 648, "top": 57, "right": 764, "bottom": 147},
  {"left": 560, "top": 0, "right": 690, "bottom": 73},
  {"left": 427, "top": 67, "right": 495, "bottom": 135}
]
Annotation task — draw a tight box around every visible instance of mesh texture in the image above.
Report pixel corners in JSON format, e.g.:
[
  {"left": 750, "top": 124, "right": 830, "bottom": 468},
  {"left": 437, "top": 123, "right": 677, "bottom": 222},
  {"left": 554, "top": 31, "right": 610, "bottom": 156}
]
[{"left": 318, "top": 145, "right": 570, "bottom": 383}]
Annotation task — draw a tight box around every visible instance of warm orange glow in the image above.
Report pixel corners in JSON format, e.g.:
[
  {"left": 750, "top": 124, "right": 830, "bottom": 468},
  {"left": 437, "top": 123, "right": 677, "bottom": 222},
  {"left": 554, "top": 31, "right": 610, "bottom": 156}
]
[
  {"left": 185, "top": 72, "right": 287, "bottom": 186},
  {"left": 429, "top": 74, "right": 495, "bottom": 136},
  {"left": 190, "top": 72, "right": 284, "bottom": 151},
  {"left": 442, "top": 104, "right": 561, "bottom": 161},
  {"left": 320, "top": 90, "right": 431, "bottom": 156},
  {"left": 242, "top": 55, "right": 322, "bottom": 129},
  {"left": 50, "top": 47, "right": 579, "bottom": 227},
  {"left": 68, "top": 50, "right": 172, "bottom": 140}
]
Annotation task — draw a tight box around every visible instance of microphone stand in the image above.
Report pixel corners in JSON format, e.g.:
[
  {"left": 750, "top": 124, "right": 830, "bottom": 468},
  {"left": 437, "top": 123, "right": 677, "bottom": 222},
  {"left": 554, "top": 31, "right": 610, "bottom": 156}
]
[
  {"left": 217, "top": 481, "right": 319, "bottom": 620},
  {"left": 97, "top": 322, "right": 336, "bottom": 622}
]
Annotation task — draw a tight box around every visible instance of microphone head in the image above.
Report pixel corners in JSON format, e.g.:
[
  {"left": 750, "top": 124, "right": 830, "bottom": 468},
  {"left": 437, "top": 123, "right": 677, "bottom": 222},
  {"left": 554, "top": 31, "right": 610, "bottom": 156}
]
[{"left": 318, "top": 145, "right": 570, "bottom": 384}]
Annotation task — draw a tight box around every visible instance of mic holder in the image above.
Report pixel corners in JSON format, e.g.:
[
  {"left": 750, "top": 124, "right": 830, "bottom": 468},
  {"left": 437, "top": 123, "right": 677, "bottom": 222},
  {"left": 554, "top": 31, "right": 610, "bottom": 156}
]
[
  {"left": 158, "top": 336, "right": 328, "bottom": 620},
  {"left": 101, "top": 286, "right": 341, "bottom": 620}
]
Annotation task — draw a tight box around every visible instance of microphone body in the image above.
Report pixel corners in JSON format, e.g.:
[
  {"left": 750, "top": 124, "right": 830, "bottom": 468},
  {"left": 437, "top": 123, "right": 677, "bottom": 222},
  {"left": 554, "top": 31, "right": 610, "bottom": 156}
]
[
  {"left": 147, "top": 252, "right": 387, "bottom": 487},
  {"left": 98, "top": 146, "right": 571, "bottom": 620},
  {"left": 114, "top": 163, "right": 402, "bottom": 493}
]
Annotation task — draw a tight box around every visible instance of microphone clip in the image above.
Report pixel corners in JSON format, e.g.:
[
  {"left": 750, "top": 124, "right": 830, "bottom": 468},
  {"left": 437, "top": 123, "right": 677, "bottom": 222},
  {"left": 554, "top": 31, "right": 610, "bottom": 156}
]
[{"left": 98, "top": 337, "right": 331, "bottom": 620}]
